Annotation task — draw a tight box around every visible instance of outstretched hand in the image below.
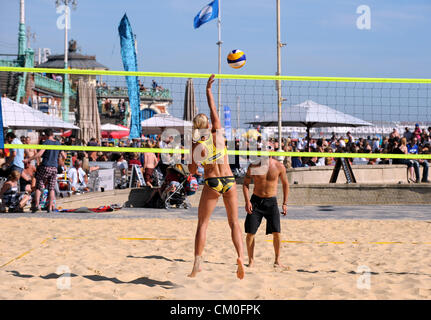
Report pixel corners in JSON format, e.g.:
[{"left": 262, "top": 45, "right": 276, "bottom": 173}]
[{"left": 206, "top": 74, "right": 215, "bottom": 90}]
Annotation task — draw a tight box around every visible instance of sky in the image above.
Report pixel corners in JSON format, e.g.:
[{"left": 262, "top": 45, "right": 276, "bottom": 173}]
[{"left": 1, "top": 0, "right": 431, "bottom": 78}]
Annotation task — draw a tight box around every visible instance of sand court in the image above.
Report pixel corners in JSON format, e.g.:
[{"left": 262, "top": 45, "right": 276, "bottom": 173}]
[{"left": 1, "top": 217, "right": 431, "bottom": 299}]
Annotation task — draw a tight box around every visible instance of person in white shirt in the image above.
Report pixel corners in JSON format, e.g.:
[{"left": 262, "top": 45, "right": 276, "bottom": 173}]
[
  {"left": 114, "top": 154, "right": 128, "bottom": 175},
  {"left": 297, "top": 138, "right": 306, "bottom": 151},
  {"left": 113, "top": 153, "right": 128, "bottom": 188},
  {"left": 68, "top": 160, "right": 89, "bottom": 193},
  {"left": 372, "top": 138, "right": 380, "bottom": 153},
  {"left": 338, "top": 137, "right": 346, "bottom": 149}
]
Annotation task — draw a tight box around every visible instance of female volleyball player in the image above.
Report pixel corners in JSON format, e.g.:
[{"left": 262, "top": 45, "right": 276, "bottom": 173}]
[{"left": 187, "top": 74, "right": 245, "bottom": 279}]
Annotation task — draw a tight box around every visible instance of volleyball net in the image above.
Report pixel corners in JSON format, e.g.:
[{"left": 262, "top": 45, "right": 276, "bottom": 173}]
[{"left": 1, "top": 66, "right": 431, "bottom": 162}]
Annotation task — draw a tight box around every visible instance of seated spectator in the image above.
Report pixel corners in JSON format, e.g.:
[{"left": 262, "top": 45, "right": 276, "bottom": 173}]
[
  {"left": 89, "top": 151, "right": 98, "bottom": 162},
  {"left": 403, "top": 127, "right": 413, "bottom": 141},
  {"left": 413, "top": 124, "right": 422, "bottom": 141},
  {"left": 68, "top": 160, "right": 89, "bottom": 194},
  {"left": 194, "top": 164, "right": 205, "bottom": 185},
  {"left": 324, "top": 147, "right": 335, "bottom": 166},
  {"left": 114, "top": 153, "right": 128, "bottom": 176},
  {"left": 316, "top": 157, "right": 325, "bottom": 166},
  {"left": 113, "top": 153, "right": 128, "bottom": 188},
  {"left": 392, "top": 138, "right": 416, "bottom": 183},
  {"left": 325, "top": 156, "right": 335, "bottom": 166},
  {"left": 87, "top": 137, "right": 99, "bottom": 147},
  {"left": 304, "top": 157, "right": 318, "bottom": 167},
  {"left": 372, "top": 138, "right": 380, "bottom": 153},
  {"left": 381, "top": 136, "right": 389, "bottom": 151},
  {"left": 20, "top": 161, "right": 36, "bottom": 193},
  {"left": 389, "top": 128, "right": 400, "bottom": 140},
  {"left": 349, "top": 144, "right": 367, "bottom": 165},
  {"left": 407, "top": 137, "right": 429, "bottom": 183},
  {"left": 96, "top": 152, "right": 108, "bottom": 162},
  {"left": 0, "top": 171, "right": 31, "bottom": 213},
  {"left": 128, "top": 152, "right": 142, "bottom": 169},
  {"left": 291, "top": 157, "right": 302, "bottom": 168},
  {"left": 368, "top": 158, "right": 378, "bottom": 165}
]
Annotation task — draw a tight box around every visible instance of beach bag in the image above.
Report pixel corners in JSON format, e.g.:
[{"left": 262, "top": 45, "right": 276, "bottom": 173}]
[
  {"left": 39, "top": 189, "right": 56, "bottom": 210},
  {"left": 185, "top": 175, "right": 198, "bottom": 196}
]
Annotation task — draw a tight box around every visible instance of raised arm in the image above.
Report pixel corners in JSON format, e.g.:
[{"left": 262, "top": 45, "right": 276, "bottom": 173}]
[{"left": 206, "top": 74, "right": 221, "bottom": 131}]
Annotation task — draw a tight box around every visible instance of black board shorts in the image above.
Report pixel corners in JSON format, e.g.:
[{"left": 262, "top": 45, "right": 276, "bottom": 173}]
[{"left": 244, "top": 194, "right": 281, "bottom": 235}]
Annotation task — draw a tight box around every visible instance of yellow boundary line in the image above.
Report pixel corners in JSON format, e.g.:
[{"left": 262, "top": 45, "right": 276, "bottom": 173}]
[
  {"left": 4, "top": 144, "right": 431, "bottom": 159},
  {"left": 1, "top": 66, "right": 431, "bottom": 83},
  {"left": 51, "top": 237, "right": 431, "bottom": 245},
  {"left": 0, "top": 237, "right": 51, "bottom": 269},
  {"left": 117, "top": 237, "right": 188, "bottom": 241},
  {"left": 2, "top": 236, "right": 430, "bottom": 269},
  {"left": 54, "top": 236, "right": 431, "bottom": 245},
  {"left": 53, "top": 236, "right": 188, "bottom": 241}
]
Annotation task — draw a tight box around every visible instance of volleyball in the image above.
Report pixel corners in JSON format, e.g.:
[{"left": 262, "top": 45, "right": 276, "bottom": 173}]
[{"left": 227, "top": 49, "right": 246, "bottom": 69}]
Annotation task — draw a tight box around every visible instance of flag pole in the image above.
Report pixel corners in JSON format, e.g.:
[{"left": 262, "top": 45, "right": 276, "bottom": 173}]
[
  {"left": 276, "top": 0, "right": 286, "bottom": 160},
  {"left": 217, "top": 0, "right": 222, "bottom": 118}
]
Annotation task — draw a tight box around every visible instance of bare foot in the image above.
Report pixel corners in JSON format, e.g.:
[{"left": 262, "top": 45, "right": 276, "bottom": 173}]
[
  {"left": 237, "top": 258, "right": 245, "bottom": 280},
  {"left": 188, "top": 256, "right": 203, "bottom": 278},
  {"left": 274, "top": 261, "right": 290, "bottom": 270},
  {"left": 247, "top": 259, "right": 254, "bottom": 268}
]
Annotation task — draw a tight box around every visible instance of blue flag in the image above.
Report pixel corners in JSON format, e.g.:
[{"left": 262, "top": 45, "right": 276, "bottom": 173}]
[
  {"left": 194, "top": 0, "right": 219, "bottom": 29},
  {"left": 118, "top": 14, "right": 141, "bottom": 139},
  {"left": 224, "top": 105, "right": 232, "bottom": 141}
]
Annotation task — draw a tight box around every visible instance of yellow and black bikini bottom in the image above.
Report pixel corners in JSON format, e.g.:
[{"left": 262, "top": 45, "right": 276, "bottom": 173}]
[{"left": 205, "top": 176, "right": 235, "bottom": 194}]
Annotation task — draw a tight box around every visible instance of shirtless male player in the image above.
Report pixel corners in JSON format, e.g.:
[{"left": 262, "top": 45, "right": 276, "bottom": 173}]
[{"left": 242, "top": 154, "right": 289, "bottom": 268}]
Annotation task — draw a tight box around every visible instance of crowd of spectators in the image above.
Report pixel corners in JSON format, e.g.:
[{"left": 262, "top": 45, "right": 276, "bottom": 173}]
[
  {"left": 1, "top": 123, "right": 430, "bottom": 212},
  {"left": 262, "top": 124, "right": 430, "bottom": 183}
]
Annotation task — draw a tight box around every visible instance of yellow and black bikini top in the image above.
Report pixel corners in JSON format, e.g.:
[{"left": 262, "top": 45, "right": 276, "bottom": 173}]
[{"left": 197, "top": 132, "right": 227, "bottom": 165}]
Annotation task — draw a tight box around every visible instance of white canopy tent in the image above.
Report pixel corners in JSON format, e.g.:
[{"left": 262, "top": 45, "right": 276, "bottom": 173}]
[
  {"left": 248, "top": 100, "right": 373, "bottom": 149},
  {"left": 1, "top": 97, "right": 79, "bottom": 130},
  {"left": 141, "top": 113, "right": 192, "bottom": 135},
  {"left": 250, "top": 99, "right": 372, "bottom": 133},
  {"left": 100, "top": 123, "right": 129, "bottom": 132},
  {"left": 249, "top": 100, "right": 373, "bottom": 128}
]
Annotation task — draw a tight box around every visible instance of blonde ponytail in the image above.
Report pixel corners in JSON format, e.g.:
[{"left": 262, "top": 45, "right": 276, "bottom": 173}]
[{"left": 192, "top": 113, "right": 209, "bottom": 142}]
